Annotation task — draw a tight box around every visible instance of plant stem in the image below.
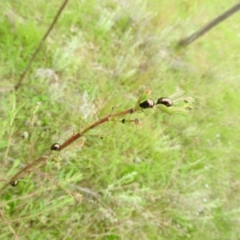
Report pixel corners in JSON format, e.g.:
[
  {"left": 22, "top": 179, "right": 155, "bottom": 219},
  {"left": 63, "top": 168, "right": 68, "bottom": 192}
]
[
  {"left": 14, "top": 0, "right": 69, "bottom": 90},
  {"left": 177, "top": 2, "right": 240, "bottom": 47},
  {"left": 0, "top": 107, "right": 135, "bottom": 195},
  {"left": 60, "top": 108, "right": 134, "bottom": 150}
]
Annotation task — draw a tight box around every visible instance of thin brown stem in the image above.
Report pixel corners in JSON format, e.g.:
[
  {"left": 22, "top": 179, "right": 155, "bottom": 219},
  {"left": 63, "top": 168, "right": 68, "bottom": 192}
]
[
  {"left": 0, "top": 155, "right": 50, "bottom": 195},
  {"left": 60, "top": 108, "right": 134, "bottom": 150},
  {"left": 0, "top": 107, "right": 135, "bottom": 195},
  {"left": 14, "top": 0, "right": 69, "bottom": 90},
  {"left": 177, "top": 2, "right": 240, "bottom": 47}
]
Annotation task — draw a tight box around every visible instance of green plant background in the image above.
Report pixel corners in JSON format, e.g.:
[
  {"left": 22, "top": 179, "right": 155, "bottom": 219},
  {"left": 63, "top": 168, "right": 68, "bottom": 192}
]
[{"left": 1, "top": 0, "right": 240, "bottom": 239}]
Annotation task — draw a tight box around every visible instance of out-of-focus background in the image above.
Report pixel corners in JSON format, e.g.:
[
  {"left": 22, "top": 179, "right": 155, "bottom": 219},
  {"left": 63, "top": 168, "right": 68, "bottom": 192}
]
[{"left": 1, "top": 0, "right": 240, "bottom": 239}]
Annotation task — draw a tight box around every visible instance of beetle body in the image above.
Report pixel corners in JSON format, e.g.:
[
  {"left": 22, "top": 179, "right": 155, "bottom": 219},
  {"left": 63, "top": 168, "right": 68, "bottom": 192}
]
[
  {"left": 10, "top": 180, "right": 18, "bottom": 187},
  {"left": 50, "top": 143, "right": 61, "bottom": 151},
  {"left": 139, "top": 99, "right": 154, "bottom": 109},
  {"left": 156, "top": 97, "right": 173, "bottom": 107}
]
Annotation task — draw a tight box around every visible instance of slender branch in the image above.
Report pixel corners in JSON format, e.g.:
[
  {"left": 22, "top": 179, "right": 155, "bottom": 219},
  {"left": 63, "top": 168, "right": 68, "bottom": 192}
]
[
  {"left": 60, "top": 108, "right": 134, "bottom": 150},
  {"left": 0, "top": 107, "right": 135, "bottom": 195},
  {"left": 0, "top": 155, "right": 49, "bottom": 195},
  {"left": 14, "top": 0, "right": 69, "bottom": 90},
  {"left": 177, "top": 2, "right": 240, "bottom": 47},
  {"left": 0, "top": 91, "right": 192, "bottom": 195}
]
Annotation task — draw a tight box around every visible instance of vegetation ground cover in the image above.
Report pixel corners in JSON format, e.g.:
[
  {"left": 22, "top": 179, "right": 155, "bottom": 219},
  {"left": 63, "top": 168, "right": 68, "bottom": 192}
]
[{"left": 0, "top": 0, "right": 240, "bottom": 239}]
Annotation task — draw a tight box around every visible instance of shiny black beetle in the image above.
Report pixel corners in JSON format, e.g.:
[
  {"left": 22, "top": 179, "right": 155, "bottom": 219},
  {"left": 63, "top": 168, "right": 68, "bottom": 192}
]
[
  {"left": 156, "top": 97, "right": 173, "bottom": 107},
  {"left": 139, "top": 99, "right": 154, "bottom": 109}
]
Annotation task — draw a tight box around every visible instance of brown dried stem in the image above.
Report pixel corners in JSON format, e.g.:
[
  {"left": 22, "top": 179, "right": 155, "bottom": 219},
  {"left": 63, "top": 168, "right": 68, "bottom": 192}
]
[
  {"left": 177, "top": 2, "right": 240, "bottom": 47},
  {"left": 0, "top": 107, "right": 135, "bottom": 195},
  {"left": 60, "top": 108, "right": 134, "bottom": 150},
  {"left": 14, "top": 0, "right": 69, "bottom": 90}
]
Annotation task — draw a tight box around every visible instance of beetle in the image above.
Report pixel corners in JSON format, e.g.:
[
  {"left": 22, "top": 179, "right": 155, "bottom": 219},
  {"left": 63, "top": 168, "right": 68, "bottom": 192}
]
[
  {"left": 156, "top": 97, "right": 173, "bottom": 107},
  {"left": 121, "top": 118, "right": 126, "bottom": 124},
  {"left": 10, "top": 180, "right": 18, "bottom": 187},
  {"left": 50, "top": 143, "right": 61, "bottom": 151},
  {"left": 139, "top": 99, "right": 154, "bottom": 109}
]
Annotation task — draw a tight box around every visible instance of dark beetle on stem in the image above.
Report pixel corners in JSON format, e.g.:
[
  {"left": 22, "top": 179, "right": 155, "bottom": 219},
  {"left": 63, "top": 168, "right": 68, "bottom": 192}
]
[
  {"left": 139, "top": 99, "right": 154, "bottom": 109},
  {"left": 50, "top": 143, "right": 61, "bottom": 151},
  {"left": 10, "top": 180, "right": 18, "bottom": 187},
  {"left": 156, "top": 97, "right": 173, "bottom": 107}
]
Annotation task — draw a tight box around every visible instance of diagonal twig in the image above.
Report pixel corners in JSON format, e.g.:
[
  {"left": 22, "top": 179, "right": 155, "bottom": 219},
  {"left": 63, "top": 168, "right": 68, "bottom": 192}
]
[
  {"left": 14, "top": 0, "right": 69, "bottom": 90},
  {"left": 0, "top": 92, "right": 191, "bottom": 195},
  {"left": 177, "top": 2, "right": 240, "bottom": 47},
  {"left": 0, "top": 107, "right": 135, "bottom": 195}
]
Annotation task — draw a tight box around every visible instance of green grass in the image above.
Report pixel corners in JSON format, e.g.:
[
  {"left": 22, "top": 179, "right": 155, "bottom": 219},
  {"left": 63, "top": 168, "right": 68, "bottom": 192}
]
[{"left": 1, "top": 0, "right": 240, "bottom": 239}]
